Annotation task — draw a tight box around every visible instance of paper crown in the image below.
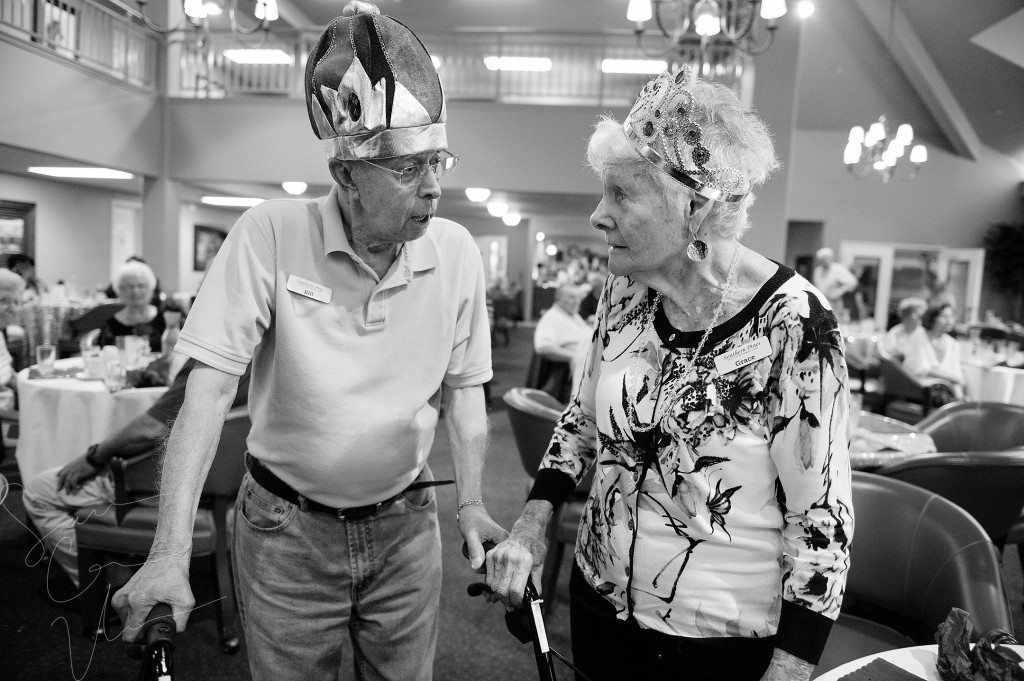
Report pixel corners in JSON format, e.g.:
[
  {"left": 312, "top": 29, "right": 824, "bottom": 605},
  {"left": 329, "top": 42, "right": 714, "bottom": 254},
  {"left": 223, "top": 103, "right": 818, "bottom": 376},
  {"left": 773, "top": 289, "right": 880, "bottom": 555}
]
[
  {"left": 305, "top": 1, "right": 446, "bottom": 160},
  {"left": 623, "top": 67, "right": 748, "bottom": 203}
]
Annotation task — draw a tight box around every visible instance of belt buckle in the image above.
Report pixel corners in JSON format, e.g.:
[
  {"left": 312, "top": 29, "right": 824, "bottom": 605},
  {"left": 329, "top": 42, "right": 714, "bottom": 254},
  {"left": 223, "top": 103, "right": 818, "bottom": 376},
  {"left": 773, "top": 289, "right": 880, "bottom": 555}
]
[{"left": 337, "top": 501, "right": 383, "bottom": 520}]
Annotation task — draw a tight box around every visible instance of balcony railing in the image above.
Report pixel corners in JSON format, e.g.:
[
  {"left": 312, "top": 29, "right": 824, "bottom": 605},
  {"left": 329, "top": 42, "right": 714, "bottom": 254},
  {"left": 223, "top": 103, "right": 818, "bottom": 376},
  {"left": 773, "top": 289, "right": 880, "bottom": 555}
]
[{"left": 0, "top": 0, "right": 159, "bottom": 90}]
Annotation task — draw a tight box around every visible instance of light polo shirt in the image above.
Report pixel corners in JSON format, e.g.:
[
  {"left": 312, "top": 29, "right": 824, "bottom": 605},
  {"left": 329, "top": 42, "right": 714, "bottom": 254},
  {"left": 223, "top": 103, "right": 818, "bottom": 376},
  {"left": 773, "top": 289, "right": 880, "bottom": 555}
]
[{"left": 176, "top": 187, "right": 492, "bottom": 508}]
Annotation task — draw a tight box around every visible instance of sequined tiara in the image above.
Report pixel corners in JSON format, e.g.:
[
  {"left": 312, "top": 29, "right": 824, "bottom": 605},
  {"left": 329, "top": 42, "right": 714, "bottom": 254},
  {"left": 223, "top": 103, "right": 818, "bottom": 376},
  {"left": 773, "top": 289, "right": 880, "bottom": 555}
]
[{"left": 623, "top": 67, "right": 748, "bottom": 203}]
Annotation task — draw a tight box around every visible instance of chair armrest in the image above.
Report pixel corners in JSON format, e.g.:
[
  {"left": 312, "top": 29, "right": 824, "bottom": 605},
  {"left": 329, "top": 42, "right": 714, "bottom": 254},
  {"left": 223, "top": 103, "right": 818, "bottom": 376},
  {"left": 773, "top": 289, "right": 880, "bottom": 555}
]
[{"left": 109, "top": 450, "right": 160, "bottom": 522}]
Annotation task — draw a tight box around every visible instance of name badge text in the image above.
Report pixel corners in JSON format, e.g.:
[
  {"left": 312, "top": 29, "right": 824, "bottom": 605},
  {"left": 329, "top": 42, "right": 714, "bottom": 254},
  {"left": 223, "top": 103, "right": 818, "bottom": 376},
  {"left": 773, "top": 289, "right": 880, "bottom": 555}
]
[
  {"left": 713, "top": 336, "right": 771, "bottom": 375},
  {"left": 286, "top": 274, "right": 332, "bottom": 304}
]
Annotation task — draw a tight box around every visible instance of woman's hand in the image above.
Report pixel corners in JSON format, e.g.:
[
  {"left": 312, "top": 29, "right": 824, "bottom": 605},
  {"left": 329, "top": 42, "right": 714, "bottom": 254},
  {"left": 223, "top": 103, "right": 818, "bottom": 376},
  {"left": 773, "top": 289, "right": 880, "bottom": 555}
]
[{"left": 485, "top": 500, "right": 553, "bottom": 609}]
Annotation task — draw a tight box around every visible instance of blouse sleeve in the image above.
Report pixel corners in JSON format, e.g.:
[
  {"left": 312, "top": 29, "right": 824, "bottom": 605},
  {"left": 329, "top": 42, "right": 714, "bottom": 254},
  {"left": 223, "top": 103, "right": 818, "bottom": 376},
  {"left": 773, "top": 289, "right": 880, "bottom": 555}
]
[{"left": 766, "top": 290, "right": 854, "bottom": 664}]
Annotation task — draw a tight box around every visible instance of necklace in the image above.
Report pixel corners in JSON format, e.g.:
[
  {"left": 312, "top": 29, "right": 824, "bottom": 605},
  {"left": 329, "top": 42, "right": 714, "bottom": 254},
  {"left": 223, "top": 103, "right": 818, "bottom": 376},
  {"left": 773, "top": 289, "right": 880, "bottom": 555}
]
[{"left": 625, "top": 244, "right": 742, "bottom": 433}]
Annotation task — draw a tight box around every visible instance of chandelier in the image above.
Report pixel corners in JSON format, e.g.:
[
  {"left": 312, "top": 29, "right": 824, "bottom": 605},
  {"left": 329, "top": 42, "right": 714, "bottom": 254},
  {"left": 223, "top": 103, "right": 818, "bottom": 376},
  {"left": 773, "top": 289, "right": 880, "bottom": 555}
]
[
  {"left": 844, "top": 116, "right": 926, "bottom": 183},
  {"left": 135, "top": 0, "right": 278, "bottom": 38},
  {"left": 625, "top": 0, "right": 797, "bottom": 78}
]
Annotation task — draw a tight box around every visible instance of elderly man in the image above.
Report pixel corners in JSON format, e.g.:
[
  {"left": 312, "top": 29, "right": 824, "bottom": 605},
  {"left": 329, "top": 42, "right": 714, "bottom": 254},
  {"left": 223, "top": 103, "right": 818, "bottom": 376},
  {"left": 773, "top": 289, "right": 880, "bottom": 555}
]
[
  {"left": 533, "top": 283, "right": 593, "bottom": 400},
  {"left": 113, "top": 3, "right": 505, "bottom": 680},
  {"left": 812, "top": 247, "right": 858, "bottom": 321},
  {"left": 881, "top": 297, "right": 928, "bottom": 361}
]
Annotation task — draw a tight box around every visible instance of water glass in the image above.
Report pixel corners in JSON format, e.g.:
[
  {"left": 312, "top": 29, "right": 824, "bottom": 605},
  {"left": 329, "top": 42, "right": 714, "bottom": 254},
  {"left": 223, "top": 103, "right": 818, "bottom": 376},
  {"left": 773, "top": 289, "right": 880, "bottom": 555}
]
[
  {"left": 83, "top": 347, "right": 106, "bottom": 379},
  {"left": 35, "top": 344, "right": 56, "bottom": 377},
  {"left": 104, "top": 358, "right": 126, "bottom": 392}
]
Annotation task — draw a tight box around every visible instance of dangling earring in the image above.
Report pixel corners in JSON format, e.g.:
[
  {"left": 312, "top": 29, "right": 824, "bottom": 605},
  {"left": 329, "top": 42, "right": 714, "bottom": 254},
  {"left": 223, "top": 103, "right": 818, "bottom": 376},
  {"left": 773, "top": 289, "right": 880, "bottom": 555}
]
[{"left": 686, "top": 222, "right": 708, "bottom": 261}]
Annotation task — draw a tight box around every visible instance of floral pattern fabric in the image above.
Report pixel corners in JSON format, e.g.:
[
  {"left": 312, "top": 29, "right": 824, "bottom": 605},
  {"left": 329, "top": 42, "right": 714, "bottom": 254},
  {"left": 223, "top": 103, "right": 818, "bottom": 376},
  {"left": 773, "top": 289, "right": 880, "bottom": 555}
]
[{"left": 539, "top": 266, "right": 853, "bottom": 644}]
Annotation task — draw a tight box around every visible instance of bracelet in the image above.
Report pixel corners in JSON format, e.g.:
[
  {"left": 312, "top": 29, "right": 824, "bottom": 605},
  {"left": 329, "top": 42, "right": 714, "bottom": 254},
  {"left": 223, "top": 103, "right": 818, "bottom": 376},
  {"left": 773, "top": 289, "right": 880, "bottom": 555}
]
[
  {"left": 456, "top": 499, "right": 485, "bottom": 522},
  {"left": 84, "top": 444, "right": 104, "bottom": 469}
]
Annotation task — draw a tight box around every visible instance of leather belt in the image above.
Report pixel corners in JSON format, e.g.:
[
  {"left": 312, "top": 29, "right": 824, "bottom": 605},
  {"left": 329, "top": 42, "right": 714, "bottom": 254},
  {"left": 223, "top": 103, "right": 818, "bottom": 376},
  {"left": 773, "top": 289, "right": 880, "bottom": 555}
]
[{"left": 245, "top": 453, "right": 452, "bottom": 520}]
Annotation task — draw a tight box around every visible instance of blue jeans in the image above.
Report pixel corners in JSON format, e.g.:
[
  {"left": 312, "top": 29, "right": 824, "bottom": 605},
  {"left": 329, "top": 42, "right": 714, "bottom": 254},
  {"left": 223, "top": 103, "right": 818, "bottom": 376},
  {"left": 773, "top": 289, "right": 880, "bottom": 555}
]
[{"left": 232, "top": 465, "right": 442, "bottom": 681}]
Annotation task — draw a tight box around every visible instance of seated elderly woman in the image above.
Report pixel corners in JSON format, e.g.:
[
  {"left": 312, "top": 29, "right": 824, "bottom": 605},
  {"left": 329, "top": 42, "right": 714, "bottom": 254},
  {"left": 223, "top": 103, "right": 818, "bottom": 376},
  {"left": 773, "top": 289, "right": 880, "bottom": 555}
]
[
  {"left": 485, "top": 68, "right": 853, "bottom": 681},
  {"left": 881, "top": 296, "right": 928, "bottom": 361},
  {"left": 0, "top": 268, "right": 26, "bottom": 409},
  {"left": 97, "top": 260, "right": 165, "bottom": 353},
  {"left": 902, "top": 302, "right": 965, "bottom": 402}
]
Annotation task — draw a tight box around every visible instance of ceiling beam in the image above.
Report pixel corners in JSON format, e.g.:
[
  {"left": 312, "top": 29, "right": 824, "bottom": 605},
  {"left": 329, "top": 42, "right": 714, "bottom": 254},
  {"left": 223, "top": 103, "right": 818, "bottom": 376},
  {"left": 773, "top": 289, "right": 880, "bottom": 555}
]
[{"left": 852, "top": 0, "right": 981, "bottom": 161}]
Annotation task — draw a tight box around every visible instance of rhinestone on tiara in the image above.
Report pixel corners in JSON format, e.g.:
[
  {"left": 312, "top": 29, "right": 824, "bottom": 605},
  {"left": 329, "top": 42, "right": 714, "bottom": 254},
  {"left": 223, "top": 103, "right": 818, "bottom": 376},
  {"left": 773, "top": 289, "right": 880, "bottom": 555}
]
[{"left": 623, "top": 66, "right": 749, "bottom": 204}]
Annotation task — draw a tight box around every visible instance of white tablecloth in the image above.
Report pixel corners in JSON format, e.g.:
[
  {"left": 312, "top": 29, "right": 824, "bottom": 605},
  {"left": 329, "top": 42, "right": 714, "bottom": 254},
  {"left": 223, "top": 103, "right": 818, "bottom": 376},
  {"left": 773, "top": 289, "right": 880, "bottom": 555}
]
[
  {"left": 14, "top": 358, "right": 167, "bottom": 482},
  {"left": 814, "top": 644, "right": 1024, "bottom": 680},
  {"left": 961, "top": 362, "right": 1024, "bottom": 405}
]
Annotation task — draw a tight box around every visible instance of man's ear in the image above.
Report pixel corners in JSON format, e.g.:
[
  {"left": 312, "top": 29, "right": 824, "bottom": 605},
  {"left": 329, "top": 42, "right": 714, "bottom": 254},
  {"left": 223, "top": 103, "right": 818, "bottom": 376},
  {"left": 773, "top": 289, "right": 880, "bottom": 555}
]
[{"left": 329, "top": 158, "right": 357, "bottom": 191}]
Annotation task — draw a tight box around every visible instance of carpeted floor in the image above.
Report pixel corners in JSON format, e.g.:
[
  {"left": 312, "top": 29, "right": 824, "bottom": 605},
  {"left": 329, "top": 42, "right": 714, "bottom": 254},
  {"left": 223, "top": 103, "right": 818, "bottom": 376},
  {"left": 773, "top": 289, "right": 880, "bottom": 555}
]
[{"left": 2, "top": 323, "right": 1024, "bottom": 680}]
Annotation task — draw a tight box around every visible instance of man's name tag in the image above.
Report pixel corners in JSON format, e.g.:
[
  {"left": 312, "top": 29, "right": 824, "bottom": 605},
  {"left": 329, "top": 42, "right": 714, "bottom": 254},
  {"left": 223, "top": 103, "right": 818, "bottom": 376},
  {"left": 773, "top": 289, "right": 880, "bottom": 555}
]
[
  {"left": 713, "top": 336, "right": 772, "bottom": 375},
  {"left": 286, "top": 275, "right": 332, "bottom": 304}
]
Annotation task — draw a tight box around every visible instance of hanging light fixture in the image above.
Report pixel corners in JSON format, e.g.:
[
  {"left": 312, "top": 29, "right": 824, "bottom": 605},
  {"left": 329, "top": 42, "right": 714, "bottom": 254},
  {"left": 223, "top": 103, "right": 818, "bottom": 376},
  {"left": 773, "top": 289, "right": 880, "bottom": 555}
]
[
  {"left": 844, "top": 115, "right": 926, "bottom": 183},
  {"left": 626, "top": 0, "right": 804, "bottom": 80},
  {"left": 135, "top": 0, "right": 276, "bottom": 38},
  {"left": 842, "top": 1, "right": 926, "bottom": 183}
]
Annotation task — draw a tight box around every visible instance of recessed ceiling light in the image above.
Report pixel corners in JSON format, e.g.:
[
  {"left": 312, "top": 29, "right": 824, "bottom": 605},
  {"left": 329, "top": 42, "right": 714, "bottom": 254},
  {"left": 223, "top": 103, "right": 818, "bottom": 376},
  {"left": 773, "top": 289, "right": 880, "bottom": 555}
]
[
  {"left": 535, "top": 232, "right": 546, "bottom": 242},
  {"left": 28, "top": 166, "right": 133, "bottom": 179},
  {"left": 465, "top": 187, "right": 491, "bottom": 202},
  {"left": 601, "top": 59, "right": 667, "bottom": 75},
  {"left": 281, "top": 181, "right": 307, "bottom": 195},
  {"left": 486, "top": 201, "right": 509, "bottom": 217},
  {"left": 201, "top": 196, "right": 265, "bottom": 207},
  {"left": 483, "top": 56, "right": 552, "bottom": 72},
  {"left": 502, "top": 213, "right": 522, "bottom": 227}
]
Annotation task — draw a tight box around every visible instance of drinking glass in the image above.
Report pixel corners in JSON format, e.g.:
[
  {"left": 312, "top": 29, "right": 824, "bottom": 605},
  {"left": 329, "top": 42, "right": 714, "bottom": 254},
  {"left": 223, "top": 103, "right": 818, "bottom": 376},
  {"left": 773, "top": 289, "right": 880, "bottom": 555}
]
[
  {"left": 35, "top": 344, "right": 56, "bottom": 377},
  {"left": 104, "top": 358, "right": 126, "bottom": 392}
]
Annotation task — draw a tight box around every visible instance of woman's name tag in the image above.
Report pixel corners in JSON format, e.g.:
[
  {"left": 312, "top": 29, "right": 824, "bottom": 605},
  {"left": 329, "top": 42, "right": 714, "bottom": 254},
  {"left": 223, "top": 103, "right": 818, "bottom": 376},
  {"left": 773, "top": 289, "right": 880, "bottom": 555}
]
[
  {"left": 286, "top": 275, "right": 332, "bottom": 304},
  {"left": 713, "top": 337, "right": 771, "bottom": 375}
]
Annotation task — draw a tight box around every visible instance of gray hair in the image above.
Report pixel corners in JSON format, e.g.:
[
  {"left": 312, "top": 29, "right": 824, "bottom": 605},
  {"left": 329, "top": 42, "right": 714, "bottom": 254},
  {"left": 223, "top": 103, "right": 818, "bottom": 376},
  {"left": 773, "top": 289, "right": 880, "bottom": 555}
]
[
  {"left": 586, "top": 80, "right": 777, "bottom": 240},
  {"left": 114, "top": 260, "right": 157, "bottom": 293},
  {"left": 0, "top": 268, "right": 26, "bottom": 295}
]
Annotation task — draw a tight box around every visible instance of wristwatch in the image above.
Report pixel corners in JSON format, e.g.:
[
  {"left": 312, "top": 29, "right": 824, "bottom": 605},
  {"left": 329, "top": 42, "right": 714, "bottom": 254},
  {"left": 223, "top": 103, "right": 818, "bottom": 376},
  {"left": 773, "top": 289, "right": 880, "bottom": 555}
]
[{"left": 84, "top": 443, "right": 104, "bottom": 469}]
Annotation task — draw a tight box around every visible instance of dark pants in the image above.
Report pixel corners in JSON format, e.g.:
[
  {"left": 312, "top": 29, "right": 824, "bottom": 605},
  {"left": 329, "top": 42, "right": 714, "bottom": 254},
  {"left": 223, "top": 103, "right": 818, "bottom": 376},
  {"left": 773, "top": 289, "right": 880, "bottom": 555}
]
[{"left": 569, "top": 563, "right": 776, "bottom": 681}]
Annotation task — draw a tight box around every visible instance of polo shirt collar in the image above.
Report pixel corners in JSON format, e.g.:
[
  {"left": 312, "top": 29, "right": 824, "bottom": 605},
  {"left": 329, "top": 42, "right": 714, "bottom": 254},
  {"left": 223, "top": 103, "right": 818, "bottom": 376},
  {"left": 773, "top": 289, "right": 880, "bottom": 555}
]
[{"left": 318, "top": 185, "right": 439, "bottom": 274}]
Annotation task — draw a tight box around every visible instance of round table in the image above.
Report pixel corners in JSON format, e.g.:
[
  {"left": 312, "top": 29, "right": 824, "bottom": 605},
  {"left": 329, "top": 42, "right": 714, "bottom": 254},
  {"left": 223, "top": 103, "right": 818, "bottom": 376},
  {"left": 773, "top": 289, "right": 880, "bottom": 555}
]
[
  {"left": 14, "top": 358, "right": 167, "bottom": 482},
  {"left": 849, "top": 411, "right": 936, "bottom": 471},
  {"left": 814, "top": 644, "right": 1024, "bottom": 680}
]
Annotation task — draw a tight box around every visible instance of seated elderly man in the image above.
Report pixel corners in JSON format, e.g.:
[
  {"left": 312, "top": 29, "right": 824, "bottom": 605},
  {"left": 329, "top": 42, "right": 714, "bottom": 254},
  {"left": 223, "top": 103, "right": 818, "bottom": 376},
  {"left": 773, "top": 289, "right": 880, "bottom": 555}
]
[
  {"left": 533, "top": 283, "right": 593, "bottom": 401},
  {"left": 881, "top": 297, "right": 928, "bottom": 361},
  {"left": 22, "top": 358, "right": 250, "bottom": 590},
  {"left": 0, "top": 268, "right": 27, "bottom": 410}
]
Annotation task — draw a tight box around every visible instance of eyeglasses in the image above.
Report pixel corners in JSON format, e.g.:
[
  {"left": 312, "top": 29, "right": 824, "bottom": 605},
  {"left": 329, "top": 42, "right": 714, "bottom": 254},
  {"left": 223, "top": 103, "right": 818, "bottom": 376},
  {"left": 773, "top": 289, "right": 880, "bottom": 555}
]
[{"left": 362, "top": 151, "right": 458, "bottom": 186}]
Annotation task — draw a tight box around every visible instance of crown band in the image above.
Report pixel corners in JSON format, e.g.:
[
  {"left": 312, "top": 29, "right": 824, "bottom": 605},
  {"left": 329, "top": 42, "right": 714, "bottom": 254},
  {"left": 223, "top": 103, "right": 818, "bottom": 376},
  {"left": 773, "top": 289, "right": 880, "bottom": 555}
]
[{"left": 623, "top": 119, "right": 748, "bottom": 203}]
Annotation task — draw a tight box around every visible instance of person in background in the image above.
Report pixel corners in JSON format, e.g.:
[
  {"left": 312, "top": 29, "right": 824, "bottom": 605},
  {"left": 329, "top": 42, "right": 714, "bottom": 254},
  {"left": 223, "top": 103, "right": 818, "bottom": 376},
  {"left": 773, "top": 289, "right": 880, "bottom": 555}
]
[
  {"left": 903, "top": 302, "right": 966, "bottom": 401},
  {"left": 97, "top": 260, "right": 165, "bottom": 353},
  {"left": 104, "top": 255, "right": 165, "bottom": 309},
  {"left": 112, "top": 4, "right": 506, "bottom": 680},
  {"left": 533, "top": 282, "right": 593, "bottom": 401},
  {"left": 881, "top": 296, "right": 928, "bottom": 361},
  {"left": 22, "top": 359, "right": 250, "bottom": 590},
  {"left": 7, "top": 254, "right": 47, "bottom": 303},
  {"left": 812, "top": 247, "right": 858, "bottom": 322},
  {"left": 485, "top": 67, "right": 852, "bottom": 681},
  {"left": 578, "top": 271, "right": 606, "bottom": 323},
  {"left": 0, "top": 268, "right": 26, "bottom": 409}
]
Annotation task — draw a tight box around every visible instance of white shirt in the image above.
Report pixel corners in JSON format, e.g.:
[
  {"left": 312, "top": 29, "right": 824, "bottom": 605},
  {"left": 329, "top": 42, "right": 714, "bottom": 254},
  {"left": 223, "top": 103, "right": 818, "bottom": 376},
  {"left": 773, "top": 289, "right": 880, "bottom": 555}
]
[{"left": 534, "top": 305, "right": 592, "bottom": 366}]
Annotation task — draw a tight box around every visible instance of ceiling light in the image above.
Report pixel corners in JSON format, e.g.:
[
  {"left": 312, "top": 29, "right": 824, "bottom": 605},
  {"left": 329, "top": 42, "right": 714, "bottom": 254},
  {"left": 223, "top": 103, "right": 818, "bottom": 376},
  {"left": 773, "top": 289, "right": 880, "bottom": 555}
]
[
  {"left": 502, "top": 213, "right": 522, "bottom": 227},
  {"left": 223, "top": 49, "right": 293, "bottom": 65},
  {"left": 465, "top": 187, "right": 491, "bottom": 202},
  {"left": 796, "top": 1, "right": 815, "bottom": 19},
  {"left": 626, "top": 0, "right": 653, "bottom": 23},
  {"left": 28, "top": 166, "right": 133, "bottom": 179},
  {"left": 281, "top": 181, "right": 307, "bottom": 195},
  {"left": 483, "top": 56, "right": 552, "bottom": 72},
  {"left": 139, "top": 0, "right": 275, "bottom": 39},
  {"left": 486, "top": 201, "right": 509, "bottom": 217},
  {"left": 535, "top": 232, "right": 546, "bottom": 242},
  {"left": 601, "top": 59, "right": 667, "bottom": 75},
  {"left": 844, "top": 116, "right": 925, "bottom": 183},
  {"left": 545, "top": 244, "right": 558, "bottom": 257},
  {"left": 692, "top": 0, "right": 721, "bottom": 37},
  {"left": 203, "top": 1, "right": 221, "bottom": 16},
  {"left": 254, "top": 0, "right": 277, "bottom": 21},
  {"left": 201, "top": 196, "right": 265, "bottom": 207}
]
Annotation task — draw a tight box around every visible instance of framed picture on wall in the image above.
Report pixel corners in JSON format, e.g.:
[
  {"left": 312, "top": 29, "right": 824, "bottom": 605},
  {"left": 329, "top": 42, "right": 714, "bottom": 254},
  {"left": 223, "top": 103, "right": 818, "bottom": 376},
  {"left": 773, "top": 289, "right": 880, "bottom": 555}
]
[
  {"left": 193, "top": 225, "right": 227, "bottom": 272},
  {"left": 0, "top": 199, "right": 36, "bottom": 265}
]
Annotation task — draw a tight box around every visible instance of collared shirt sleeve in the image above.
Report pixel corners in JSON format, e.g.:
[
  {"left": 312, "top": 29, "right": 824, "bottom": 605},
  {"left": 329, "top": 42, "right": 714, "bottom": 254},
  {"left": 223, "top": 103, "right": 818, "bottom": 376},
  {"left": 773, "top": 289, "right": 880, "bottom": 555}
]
[
  {"left": 176, "top": 212, "right": 276, "bottom": 376},
  {"left": 767, "top": 289, "right": 854, "bottom": 664},
  {"left": 442, "top": 229, "right": 493, "bottom": 388}
]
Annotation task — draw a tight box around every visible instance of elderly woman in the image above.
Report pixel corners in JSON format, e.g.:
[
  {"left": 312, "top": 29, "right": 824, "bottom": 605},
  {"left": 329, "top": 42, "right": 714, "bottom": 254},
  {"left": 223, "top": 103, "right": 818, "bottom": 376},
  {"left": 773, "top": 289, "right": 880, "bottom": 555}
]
[
  {"left": 0, "top": 268, "right": 26, "bottom": 409},
  {"left": 903, "top": 302, "right": 965, "bottom": 401},
  {"left": 97, "top": 260, "right": 165, "bottom": 352},
  {"left": 881, "top": 296, "right": 928, "bottom": 361},
  {"left": 485, "top": 68, "right": 853, "bottom": 681}
]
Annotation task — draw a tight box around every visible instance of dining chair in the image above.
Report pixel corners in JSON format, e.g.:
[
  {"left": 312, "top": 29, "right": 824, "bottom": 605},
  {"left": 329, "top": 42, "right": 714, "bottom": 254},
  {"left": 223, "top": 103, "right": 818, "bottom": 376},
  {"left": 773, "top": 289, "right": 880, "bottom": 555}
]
[
  {"left": 872, "top": 450, "right": 1024, "bottom": 548},
  {"left": 524, "top": 352, "right": 573, "bottom": 403},
  {"left": 913, "top": 401, "right": 1024, "bottom": 452},
  {"left": 876, "top": 355, "right": 930, "bottom": 423},
  {"left": 502, "top": 387, "right": 591, "bottom": 614},
  {"left": 74, "top": 406, "right": 251, "bottom": 653},
  {"left": 814, "top": 472, "right": 1014, "bottom": 678}
]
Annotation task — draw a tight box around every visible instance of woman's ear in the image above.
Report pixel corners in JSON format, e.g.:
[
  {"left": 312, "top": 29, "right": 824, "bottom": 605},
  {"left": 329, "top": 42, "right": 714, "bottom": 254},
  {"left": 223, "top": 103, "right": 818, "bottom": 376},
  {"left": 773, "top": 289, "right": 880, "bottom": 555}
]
[
  {"left": 688, "top": 195, "right": 710, "bottom": 217},
  {"left": 329, "top": 158, "right": 357, "bottom": 191}
]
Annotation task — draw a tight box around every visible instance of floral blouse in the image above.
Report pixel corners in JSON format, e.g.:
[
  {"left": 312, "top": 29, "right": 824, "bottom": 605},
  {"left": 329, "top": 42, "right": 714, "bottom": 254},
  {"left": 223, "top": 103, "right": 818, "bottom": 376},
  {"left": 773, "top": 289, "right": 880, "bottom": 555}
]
[{"left": 529, "top": 265, "right": 853, "bottom": 664}]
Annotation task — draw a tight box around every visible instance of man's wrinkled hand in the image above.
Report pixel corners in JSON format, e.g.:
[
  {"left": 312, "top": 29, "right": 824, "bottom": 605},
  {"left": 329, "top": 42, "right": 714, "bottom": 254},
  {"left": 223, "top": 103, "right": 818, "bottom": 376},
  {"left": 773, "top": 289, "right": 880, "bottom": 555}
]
[
  {"left": 57, "top": 455, "right": 101, "bottom": 494},
  {"left": 458, "top": 505, "right": 509, "bottom": 572},
  {"left": 112, "top": 552, "right": 194, "bottom": 643}
]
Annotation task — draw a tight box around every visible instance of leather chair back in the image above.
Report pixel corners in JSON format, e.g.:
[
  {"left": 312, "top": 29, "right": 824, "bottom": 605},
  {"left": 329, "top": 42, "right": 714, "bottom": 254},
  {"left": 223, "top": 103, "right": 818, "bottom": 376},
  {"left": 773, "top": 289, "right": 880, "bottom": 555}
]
[
  {"left": 914, "top": 401, "right": 1024, "bottom": 452},
  {"left": 503, "top": 387, "right": 564, "bottom": 478}
]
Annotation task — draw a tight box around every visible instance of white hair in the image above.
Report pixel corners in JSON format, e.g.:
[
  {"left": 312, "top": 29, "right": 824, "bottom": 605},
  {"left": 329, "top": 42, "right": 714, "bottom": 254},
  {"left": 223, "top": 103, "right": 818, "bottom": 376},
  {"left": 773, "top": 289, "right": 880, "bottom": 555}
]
[{"left": 114, "top": 260, "right": 157, "bottom": 292}]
